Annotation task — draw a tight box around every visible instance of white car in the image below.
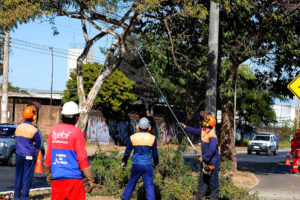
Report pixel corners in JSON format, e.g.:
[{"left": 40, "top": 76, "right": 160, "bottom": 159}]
[{"left": 247, "top": 133, "right": 278, "bottom": 156}]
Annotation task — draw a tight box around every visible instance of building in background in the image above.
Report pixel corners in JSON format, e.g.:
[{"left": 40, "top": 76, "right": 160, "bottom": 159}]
[
  {"left": 272, "top": 104, "right": 295, "bottom": 127},
  {"left": 67, "top": 48, "right": 94, "bottom": 80}
]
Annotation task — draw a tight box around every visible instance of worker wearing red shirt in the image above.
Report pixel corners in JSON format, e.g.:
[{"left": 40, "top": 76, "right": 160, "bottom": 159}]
[
  {"left": 44, "top": 101, "right": 94, "bottom": 200},
  {"left": 291, "top": 129, "right": 300, "bottom": 173}
]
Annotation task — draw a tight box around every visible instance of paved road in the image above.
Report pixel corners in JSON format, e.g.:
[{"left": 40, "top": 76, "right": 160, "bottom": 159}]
[
  {"left": 237, "top": 151, "right": 286, "bottom": 167},
  {"left": 246, "top": 164, "right": 300, "bottom": 200},
  {"left": 236, "top": 150, "right": 300, "bottom": 200},
  {"left": 0, "top": 163, "right": 48, "bottom": 193}
]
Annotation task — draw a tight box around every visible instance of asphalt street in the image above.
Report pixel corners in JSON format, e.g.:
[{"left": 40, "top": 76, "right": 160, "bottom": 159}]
[
  {"left": 236, "top": 151, "right": 286, "bottom": 167},
  {"left": 247, "top": 164, "right": 300, "bottom": 200},
  {"left": 0, "top": 164, "right": 48, "bottom": 192}
]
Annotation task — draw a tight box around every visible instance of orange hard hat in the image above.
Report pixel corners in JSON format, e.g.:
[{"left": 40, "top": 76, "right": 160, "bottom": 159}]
[
  {"left": 23, "top": 106, "right": 36, "bottom": 119},
  {"left": 296, "top": 129, "right": 300, "bottom": 134},
  {"left": 203, "top": 115, "right": 216, "bottom": 127}
]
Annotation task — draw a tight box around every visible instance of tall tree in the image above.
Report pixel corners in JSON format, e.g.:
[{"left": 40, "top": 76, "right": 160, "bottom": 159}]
[
  {"left": 236, "top": 65, "right": 277, "bottom": 143},
  {"left": 44, "top": 0, "right": 208, "bottom": 132},
  {"left": 133, "top": 0, "right": 299, "bottom": 170},
  {"left": 218, "top": 0, "right": 300, "bottom": 169},
  {"left": 0, "top": 0, "right": 41, "bottom": 123},
  {"left": 63, "top": 63, "right": 136, "bottom": 118},
  {"left": 43, "top": 0, "right": 141, "bottom": 131},
  {"left": 134, "top": 2, "right": 209, "bottom": 123}
]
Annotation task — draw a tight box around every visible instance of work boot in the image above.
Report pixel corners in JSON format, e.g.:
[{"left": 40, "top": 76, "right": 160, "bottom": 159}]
[{"left": 193, "top": 193, "right": 205, "bottom": 200}]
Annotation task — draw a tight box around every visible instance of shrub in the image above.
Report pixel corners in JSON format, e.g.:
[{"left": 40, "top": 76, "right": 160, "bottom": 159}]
[{"left": 91, "top": 142, "right": 258, "bottom": 200}]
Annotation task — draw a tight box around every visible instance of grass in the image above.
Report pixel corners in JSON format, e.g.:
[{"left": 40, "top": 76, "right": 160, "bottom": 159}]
[{"left": 279, "top": 140, "right": 291, "bottom": 149}]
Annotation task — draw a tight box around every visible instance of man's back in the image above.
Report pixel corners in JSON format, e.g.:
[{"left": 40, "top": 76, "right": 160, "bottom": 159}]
[{"left": 45, "top": 123, "right": 89, "bottom": 179}]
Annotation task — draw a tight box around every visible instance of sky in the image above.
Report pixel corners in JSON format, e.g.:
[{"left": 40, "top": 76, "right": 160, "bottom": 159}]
[{"left": 6, "top": 16, "right": 107, "bottom": 91}]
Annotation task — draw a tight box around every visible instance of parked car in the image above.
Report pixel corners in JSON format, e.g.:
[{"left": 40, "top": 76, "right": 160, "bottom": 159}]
[
  {"left": 0, "top": 124, "right": 45, "bottom": 166},
  {"left": 247, "top": 132, "right": 278, "bottom": 156}
]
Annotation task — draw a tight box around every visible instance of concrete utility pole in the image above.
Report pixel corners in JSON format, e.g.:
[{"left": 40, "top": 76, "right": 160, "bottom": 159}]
[
  {"left": 205, "top": 0, "right": 219, "bottom": 118},
  {"left": 49, "top": 46, "right": 54, "bottom": 106},
  {"left": 1, "top": 30, "right": 10, "bottom": 123}
]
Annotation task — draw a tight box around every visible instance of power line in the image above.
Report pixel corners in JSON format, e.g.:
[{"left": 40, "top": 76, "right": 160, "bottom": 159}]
[
  {"left": 10, "top": 37, "right": 105, "bottom": 62},
  {"left": 1, "top": 36, "right": 105, "bottom": 63}
]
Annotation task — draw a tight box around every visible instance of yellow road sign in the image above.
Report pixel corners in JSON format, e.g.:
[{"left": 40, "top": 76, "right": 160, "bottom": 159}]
[{"left": 288, "top": 74, "right": 300, "bottom": 99}]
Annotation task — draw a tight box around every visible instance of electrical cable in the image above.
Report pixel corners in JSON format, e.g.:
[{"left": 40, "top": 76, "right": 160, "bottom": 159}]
[
  {"left": 10, "top": 38, "right": 104, "bottom": 62},
  {"left": 134, "top": 46, "right": 199, "bottom": 155},
  {"left": 0, "top": 36, "right": 105, "bottom": 62}
]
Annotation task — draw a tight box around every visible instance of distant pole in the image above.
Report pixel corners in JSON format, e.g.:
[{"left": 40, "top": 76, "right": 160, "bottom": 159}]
[
  {"left": 1, "top": 30, "right": 10, "bottom": 123},
  {"left": 297, "top": 98, "right": 299, "bottom": 129},
  {"left": 49, "top": 46, "right": 54, "bottom": 106},
  {"left": 233, "top": 81, "right": 237, "bottom": 139}
]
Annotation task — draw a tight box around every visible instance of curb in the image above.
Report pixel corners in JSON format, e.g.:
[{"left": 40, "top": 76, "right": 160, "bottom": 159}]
[
  {"left": 248, "top": 172, "right": 260, "bottom": 189},
  {"left": 0, "top": 187, "right": 51, "bottom": 195}
]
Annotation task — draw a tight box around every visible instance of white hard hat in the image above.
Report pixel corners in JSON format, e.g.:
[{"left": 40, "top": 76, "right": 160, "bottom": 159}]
[
  {"left": 138, "top": 117, "right": 150, "bottom": 130},
  {"left": 61, "top": 101, "right": 80, "bottom": 116}
]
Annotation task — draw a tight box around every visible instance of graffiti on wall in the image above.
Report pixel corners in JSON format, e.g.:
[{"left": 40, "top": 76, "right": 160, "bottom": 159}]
[{"left": 87, "top": 117, "right": 110, "bottom": 145}]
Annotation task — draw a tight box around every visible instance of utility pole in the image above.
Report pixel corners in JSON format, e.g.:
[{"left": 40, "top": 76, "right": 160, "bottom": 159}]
[
  {"left": 297, "top": 98, "right": 299, "bottom": 129},
  {"left": 233, "top": 80, "right": 237, "bottom": 139},
  {"left": 49, "top": 46, "right": 54, "bottom": 106},
  {"left": 1, "top": 30, "right": 10, "bottom": 123},
  {"left": 205, "top": 0, "right": 219, "bottom": 118}
]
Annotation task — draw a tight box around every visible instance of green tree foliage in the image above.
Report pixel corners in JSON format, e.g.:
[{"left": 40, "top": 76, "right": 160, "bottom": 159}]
[
  {"left": 0, "top": 0, "right": 42, "bottom": 29},
  {"left": 63, "top": 63, "right": 136, "bottom": 117},
  {"left": 133, "top": 2, "right": 209, "bottom": 122},
  {"left": 236, "top": 65, "right": 277, "bottom": 127},
  {"left": 134, "top": 0, "right": 299, "bottom": 168},
  {"left": 118, "top": 51, "right": 160, "bottom": 114},
  {"left": 42, "top": 0, "right": 210, "bottom": 131},
  {"left": 0, "top": 82, "right": 29, "bottom": 94},
  {"left": 217, "top": 0, "right": 299, "bottom": 167}
]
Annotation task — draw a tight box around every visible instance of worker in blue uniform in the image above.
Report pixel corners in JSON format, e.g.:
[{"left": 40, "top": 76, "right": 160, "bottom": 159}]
[
  {"left": 14, "top": 106, "right": 41, "bottom": 200},
  {"left": 180, "top": 114, "right": 219, "bottom": 200},
  {"left": 121, "top": 117, "right": 159, "bottom": 200}
]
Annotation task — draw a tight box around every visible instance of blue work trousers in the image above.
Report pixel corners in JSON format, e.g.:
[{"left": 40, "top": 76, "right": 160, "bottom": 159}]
[
  {"left": 121, "top": 164, "right": 155, "bottom": 200},
  {"left": 197, "top": 160, "right": 219, "bottom": 200},
  {"left": 14, "top": 154, "right": 36, "bottom": 200}
]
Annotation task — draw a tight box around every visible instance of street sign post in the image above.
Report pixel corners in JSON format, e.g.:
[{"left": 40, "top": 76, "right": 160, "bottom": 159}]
[
  {"left": 288, "top": 74, "right": 300, "bottom": 129},
  {"left": 288, "top": 74, "right": 300, "bottom": 99}
]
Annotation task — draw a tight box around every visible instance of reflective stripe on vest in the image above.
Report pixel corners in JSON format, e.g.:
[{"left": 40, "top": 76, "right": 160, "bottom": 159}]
[
  {"left": 201, "top": 128, "right": 218, "bottom": 143},
  {"left": 15, "top": 123, "right": 37, "bottom": 139},
  {"left": 131, "top": 132, "right": 155, "bottom": 146}
]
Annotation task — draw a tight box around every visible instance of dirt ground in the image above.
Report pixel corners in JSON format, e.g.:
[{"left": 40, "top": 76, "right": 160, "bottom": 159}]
[
  {"left": 225, "top": 170, "right": 258, "bottom": 189},
  {"left": 26, "top": 189, "right": 118, "bottom": 200}
]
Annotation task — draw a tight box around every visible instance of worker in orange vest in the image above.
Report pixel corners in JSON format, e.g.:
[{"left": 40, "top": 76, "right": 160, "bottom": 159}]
[{"left": 291, "top": 129, "right": 300, "bottom": 173}]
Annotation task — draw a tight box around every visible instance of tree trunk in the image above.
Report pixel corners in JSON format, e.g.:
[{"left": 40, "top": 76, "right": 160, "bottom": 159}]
[
  {"left": 220, "top": 98, "right": 237, "bottom": 169},
  {"left": 1, "top": 30, "right": 9, "bottom": 123},
  {"left": 220, "top": 61, "right": 239, "bottom": 170},
  {"left": 78, "top": 65, "right": 116, "bottom": 132},
  {"left": 205, "top": 0, "right": 219, "bottom": 117},
  {"left": 76, "top": 36, "right": 120, "bottom": 132}
]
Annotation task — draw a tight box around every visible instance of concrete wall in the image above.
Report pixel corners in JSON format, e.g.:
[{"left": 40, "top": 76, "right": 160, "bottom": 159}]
[{"left": 2, "top": 103, "right": 61, "bottom": 138}]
